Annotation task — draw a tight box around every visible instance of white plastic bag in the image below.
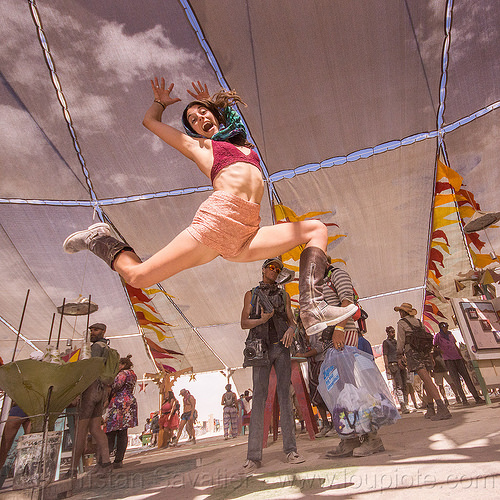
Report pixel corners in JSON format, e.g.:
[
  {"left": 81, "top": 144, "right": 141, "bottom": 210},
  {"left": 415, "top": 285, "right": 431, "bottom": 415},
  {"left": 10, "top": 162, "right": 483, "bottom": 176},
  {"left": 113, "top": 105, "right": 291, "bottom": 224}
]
[{"left": 318, "top": 346, "right": 399, "bottom": 436}]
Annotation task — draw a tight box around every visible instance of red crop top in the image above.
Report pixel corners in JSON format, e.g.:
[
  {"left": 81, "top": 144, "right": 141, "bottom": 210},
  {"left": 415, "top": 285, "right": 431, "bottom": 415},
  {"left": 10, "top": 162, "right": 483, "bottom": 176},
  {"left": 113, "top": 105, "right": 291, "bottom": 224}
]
[{"left": 210, "top": 140, "right": 261, "bottom": 184}]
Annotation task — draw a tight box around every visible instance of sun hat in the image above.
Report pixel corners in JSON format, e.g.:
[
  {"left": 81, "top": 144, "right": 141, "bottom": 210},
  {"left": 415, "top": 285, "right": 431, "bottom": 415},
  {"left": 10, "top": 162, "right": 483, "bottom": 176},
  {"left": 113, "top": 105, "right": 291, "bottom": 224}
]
[{"left": 394, "top": 303, "right": 417, "bottom": 316}]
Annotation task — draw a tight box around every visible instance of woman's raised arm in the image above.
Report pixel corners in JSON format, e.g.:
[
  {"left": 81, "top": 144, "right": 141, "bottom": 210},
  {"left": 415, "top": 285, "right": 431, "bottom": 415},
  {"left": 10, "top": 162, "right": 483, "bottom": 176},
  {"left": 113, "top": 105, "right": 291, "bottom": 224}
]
[
  {"left": 187, "top": 80, "right": 210, "bottom": 100},
  {"left": 142, "top": 77, "right": 199, "bottom": 160}
]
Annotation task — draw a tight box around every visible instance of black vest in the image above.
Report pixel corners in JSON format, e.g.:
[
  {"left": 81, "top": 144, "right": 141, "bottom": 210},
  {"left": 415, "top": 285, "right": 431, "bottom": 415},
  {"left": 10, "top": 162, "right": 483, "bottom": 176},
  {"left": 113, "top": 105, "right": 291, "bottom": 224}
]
[{"left": 248, "top": 284, "right": 289, "bottom": 348}]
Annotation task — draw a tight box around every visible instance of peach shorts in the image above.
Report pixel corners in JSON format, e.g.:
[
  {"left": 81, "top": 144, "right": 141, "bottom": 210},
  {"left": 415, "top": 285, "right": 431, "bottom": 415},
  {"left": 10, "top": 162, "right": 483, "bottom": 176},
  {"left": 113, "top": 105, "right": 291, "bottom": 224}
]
[{"left": 186, "top": 191, "right": 261, "bottom": 258}]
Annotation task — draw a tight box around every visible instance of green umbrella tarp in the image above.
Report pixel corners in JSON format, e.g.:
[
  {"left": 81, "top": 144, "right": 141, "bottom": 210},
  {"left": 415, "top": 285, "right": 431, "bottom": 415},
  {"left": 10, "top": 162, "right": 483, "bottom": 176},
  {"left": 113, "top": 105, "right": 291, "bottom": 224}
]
[{"left": 0, "top": 358, "right": 104, "bottom": 432}]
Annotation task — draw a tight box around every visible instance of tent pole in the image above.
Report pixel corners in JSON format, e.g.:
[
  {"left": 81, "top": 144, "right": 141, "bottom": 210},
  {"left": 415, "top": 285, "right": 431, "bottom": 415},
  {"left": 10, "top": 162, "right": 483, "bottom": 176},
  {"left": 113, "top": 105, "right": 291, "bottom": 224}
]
[
  {"left": 40, "top": 385, "right": 54, "bottom": 500},
  {"left": 85, "top": 294, "right": 92, "bottom": 343},
  {"left": 47, "top": 313, "right": 56, "bottom": 346},
  {"left": 68, "top": 397, "right": 82, "bottom": 481},
  {"left": 11, "top": 289, "right": 30, "bottom": 362},
  {"left": 56, "top": 298, "right": 65, "bottom": 350}
]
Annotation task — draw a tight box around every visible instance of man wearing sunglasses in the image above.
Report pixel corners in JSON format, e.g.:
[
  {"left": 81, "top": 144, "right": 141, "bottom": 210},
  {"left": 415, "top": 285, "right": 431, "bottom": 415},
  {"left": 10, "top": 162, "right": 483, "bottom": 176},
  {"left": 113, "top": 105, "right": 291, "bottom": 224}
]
[{"left": 240, "top": 258, "right": 305, "bottom": 475}]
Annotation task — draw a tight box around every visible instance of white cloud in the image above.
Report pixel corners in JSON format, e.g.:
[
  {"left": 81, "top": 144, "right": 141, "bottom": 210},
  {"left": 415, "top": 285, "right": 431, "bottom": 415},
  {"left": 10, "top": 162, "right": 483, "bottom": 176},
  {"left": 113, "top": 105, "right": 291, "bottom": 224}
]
[
  {"left": 1, "top": 2, "right": 206, "bottom": 138},
  {"left": 448, "top": 1, "right": 499, "bottom": 63},
  {"left": 95, "top": 23, "right": 204, "bottom": 84}
]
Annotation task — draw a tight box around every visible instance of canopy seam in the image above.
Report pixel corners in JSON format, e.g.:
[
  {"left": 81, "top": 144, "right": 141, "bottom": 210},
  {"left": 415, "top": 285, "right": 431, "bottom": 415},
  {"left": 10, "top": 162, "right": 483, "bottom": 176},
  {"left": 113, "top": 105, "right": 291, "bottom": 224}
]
[
  {"left": 2, "top": 100, "right": 497, "bottom": 207},
  {"left": 28, "top": 0, "right": 104, "bottom": 221}
]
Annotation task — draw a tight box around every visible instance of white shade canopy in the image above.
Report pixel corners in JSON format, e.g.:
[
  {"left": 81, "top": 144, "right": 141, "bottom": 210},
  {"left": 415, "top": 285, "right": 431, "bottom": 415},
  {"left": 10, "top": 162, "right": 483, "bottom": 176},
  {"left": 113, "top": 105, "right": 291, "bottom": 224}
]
[{"left": 1, "top": 1, "right": 499, "bottom": 425}]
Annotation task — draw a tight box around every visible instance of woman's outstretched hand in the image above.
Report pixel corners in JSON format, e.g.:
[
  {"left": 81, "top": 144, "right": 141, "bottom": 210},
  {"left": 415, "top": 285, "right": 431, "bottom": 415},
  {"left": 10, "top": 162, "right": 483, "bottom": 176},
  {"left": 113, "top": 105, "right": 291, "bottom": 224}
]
[
  {"left": 187, "top": 81, "right": 210, "bottom": 100},
  {"left": 151, "top": 77, "right": 181, "bottom": 107}
]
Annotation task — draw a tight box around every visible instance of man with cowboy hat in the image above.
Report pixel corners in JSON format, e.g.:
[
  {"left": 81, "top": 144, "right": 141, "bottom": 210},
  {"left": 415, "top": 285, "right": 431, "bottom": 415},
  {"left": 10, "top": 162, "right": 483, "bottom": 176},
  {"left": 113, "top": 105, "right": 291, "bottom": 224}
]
[{"left": 395, "top": 303, "right": 451, "bottom": 420}]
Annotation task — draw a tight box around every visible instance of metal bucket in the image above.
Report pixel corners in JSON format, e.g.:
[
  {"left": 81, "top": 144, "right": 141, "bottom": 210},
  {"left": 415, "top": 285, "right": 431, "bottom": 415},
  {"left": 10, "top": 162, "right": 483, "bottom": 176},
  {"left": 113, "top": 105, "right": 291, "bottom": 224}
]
[{"left": 12, "top": 431, "right": 62, "bottom": 490}]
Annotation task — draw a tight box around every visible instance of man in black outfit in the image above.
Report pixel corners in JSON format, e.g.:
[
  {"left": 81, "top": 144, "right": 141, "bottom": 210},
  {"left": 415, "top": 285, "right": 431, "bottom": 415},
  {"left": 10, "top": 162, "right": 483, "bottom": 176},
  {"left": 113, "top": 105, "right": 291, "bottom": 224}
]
[
  {"left": 239, "top": 258, "right": 305, "bottom": 474},
  {"left": 383, "top": 326, "right": 409, "bottom": 413}
]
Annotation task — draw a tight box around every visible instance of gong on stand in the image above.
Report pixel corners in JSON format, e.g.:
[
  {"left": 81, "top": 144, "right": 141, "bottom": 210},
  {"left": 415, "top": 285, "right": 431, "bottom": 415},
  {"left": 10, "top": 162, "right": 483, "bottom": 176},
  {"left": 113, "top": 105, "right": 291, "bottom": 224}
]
[
  {"left": 57, "top": 295, "right": 98, "bottom": 316},
  {"left": 54, "top": 295, "right": 98, "bottom": 361}
]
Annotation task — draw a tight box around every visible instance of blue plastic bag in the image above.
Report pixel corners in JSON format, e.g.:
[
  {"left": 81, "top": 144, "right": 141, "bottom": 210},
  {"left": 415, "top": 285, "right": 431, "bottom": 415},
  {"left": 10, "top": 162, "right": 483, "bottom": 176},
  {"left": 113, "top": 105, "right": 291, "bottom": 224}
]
[{"left": 318, "top": 346, "right": 399, "bottom": 436}]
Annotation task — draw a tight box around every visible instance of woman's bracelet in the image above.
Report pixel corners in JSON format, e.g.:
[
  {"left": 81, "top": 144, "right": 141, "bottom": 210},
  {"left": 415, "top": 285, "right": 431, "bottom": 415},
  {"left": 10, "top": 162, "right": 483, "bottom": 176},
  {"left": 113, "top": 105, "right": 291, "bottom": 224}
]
[
  {"left": 334, "top": 326, "right": 345, "bottom": 332},
  {"left": 154, "top": 100, "right": 166, "bottom": 110}
]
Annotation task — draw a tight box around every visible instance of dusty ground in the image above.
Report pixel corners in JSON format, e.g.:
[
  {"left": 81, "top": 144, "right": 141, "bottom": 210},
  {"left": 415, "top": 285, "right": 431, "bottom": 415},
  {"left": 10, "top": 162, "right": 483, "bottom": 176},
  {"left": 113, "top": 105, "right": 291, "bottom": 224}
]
[{"left": 3, "top": 399, "right": 500, "bottom": 499}]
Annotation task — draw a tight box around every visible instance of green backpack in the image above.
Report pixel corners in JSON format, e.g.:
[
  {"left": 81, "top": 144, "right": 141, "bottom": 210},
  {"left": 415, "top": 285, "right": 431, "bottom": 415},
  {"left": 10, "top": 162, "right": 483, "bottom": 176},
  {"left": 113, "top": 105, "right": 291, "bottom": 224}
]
[{"left": 95, "top": 340, "right": 121, "bottom": 385}]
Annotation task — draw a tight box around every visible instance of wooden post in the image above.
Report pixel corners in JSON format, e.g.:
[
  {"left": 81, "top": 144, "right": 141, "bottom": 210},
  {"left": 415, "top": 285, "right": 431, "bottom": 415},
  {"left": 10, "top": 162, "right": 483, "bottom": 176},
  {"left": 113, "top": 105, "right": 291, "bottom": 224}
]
[{"left": 290, "top": 359, "right": 318, "bottom": 439}]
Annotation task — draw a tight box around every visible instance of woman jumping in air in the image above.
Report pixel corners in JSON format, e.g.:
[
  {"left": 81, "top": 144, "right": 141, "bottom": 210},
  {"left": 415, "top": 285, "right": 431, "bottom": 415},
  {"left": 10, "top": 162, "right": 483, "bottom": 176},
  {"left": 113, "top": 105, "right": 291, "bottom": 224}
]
[{"left": 64, "top": 79, "right": 356, "bottom": 335}]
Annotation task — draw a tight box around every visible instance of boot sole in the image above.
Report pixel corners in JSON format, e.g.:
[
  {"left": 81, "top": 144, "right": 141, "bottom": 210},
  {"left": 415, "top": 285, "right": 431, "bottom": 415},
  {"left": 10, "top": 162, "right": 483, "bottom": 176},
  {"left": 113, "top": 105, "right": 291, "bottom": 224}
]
[
  {"left": 305, "top": 304, "right": 358, "bottom": 336},
  {"left": 305, "top": 322, "right": 327, "bottom": 336},
  {"left": 323, "top": 304, "right": 359, "bottom": 326},
  {"left": 239, "top": 460, "right": 261, "bottom": 476},
  {"left": 324, "top": 430, "right": 338, "bottom": 437},
  {"left": 352, "top": 444, "right": 385, "bottom": 457},
  {"left": 430, "top": 414, "right": 452, "bottom": 421},
  {"left": 315, "top": 429, "right": 333, "bottom": 438},
  {"left": 325, "top": 450, "right": 354, "bottom": 458},
  {"left": 63, "top": 223, "right": 110, "bottom": 253}
]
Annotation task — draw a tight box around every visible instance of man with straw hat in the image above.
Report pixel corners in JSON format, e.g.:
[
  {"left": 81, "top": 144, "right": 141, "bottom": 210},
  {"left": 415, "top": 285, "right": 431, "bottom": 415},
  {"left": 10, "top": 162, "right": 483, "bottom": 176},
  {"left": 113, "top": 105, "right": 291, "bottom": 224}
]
[{"left": 395, "top": 303, "right": 452, "bottom": 421}]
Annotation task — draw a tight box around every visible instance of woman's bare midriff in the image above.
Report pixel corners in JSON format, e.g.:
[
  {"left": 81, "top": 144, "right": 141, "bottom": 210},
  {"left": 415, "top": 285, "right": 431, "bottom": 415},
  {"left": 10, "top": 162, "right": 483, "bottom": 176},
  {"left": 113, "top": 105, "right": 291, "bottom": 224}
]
[{"left": 212, "top": 162, "right": 264, "bottom": 204}]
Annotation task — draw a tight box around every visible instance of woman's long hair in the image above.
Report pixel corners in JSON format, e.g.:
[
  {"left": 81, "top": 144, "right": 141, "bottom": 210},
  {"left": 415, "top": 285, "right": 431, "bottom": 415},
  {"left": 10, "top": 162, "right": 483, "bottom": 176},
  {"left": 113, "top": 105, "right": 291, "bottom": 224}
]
[{"left": 181, "top": 90, "right": 253, "bottom": 148}]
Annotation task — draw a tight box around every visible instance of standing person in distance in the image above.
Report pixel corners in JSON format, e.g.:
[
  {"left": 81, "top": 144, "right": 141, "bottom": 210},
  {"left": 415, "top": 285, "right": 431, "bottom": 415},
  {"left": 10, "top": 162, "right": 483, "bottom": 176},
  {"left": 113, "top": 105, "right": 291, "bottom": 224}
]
[
  {"left": 159, "top": 391, "right": 180, "bottom": 446},
  {"left": 395, "top": 303, "right": 452, "bottom": 420},
  {"left": 68, "top": 323, "right": 113, "bottom": 478},
  {"left": 221, "top": 384, "right": 239, "bottom": 440},
  {"left": 433, "top": 322, "right": 485, "bottom": 405},
  {"left": 172, "top": 389, "right": 197, "bottom": 446},
  {"left": 383, "top": 326, "right": 409, "bottom": 414},
  {"left": 105, "top": 354, "right": 138, "bottom": 468}
]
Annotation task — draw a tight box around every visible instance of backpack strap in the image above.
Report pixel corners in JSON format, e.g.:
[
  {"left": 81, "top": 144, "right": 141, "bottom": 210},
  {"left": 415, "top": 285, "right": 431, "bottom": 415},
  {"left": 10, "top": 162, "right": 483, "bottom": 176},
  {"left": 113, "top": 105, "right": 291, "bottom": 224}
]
[
  {"left": 401, "top": 318, "right": 415, "bottom": 345},
  {"left": 401, "top": 317, "right": 413, "bottom": 329},
  {"left": 325, "top": 266, "right": 334, "bottom": 280},
  {"left": 402, "top": 317, "right": 424, "bottom": 330},
  {"left": 94, "top": 339, "right": 110, "bottom": 359}
]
